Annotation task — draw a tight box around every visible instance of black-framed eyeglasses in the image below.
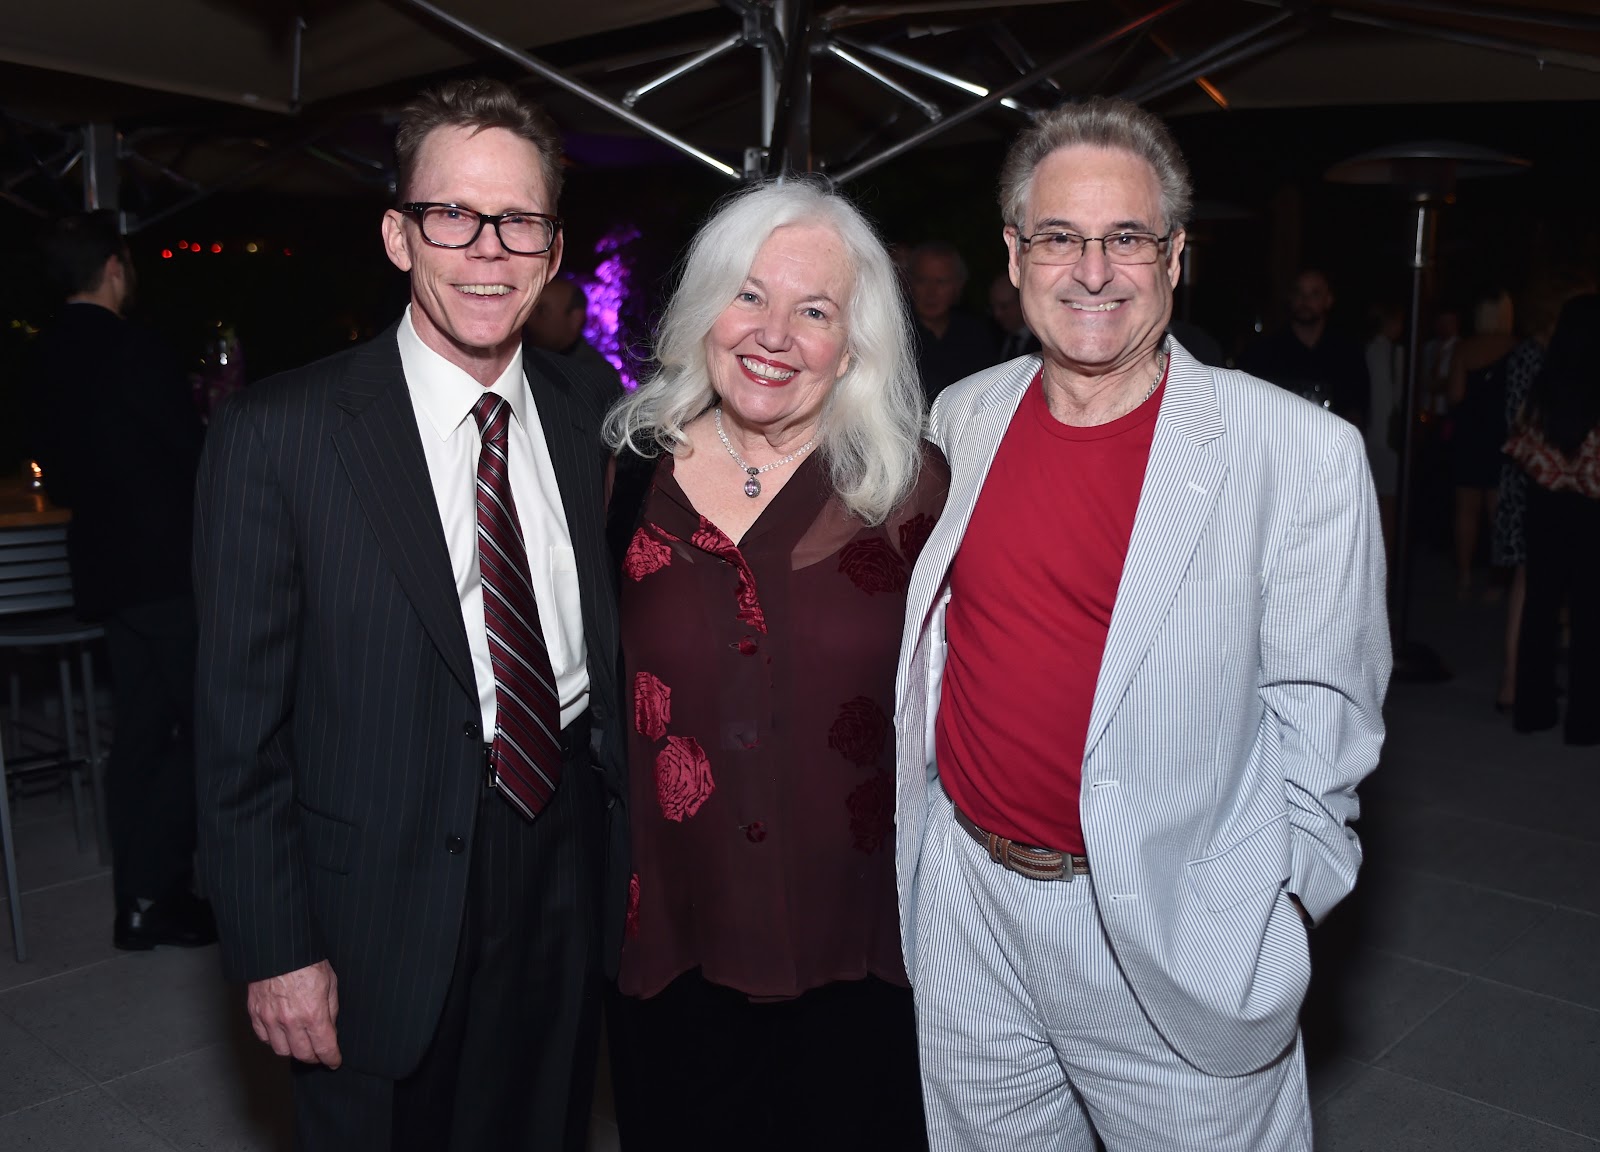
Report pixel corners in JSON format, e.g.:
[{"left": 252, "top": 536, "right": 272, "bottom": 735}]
[
  {"left": 398, "top": 202, "right": 562, "bottom": 256},
  {"left": 1013, "top": 229, "right": 1173, "bottom": 267}
]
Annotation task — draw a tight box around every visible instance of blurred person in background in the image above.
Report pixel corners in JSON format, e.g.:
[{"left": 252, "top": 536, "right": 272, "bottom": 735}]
[
  {"left": 1446, "top": 288, "right": 1516, "bottom": 601},
  {"left": 1240, "top": 268, "right": 1369, "bottom": 425},
  {"left": 603, "top": 177, "right": 944, "bottom": 1151},
  {"left": 990, "top": 270, "right": 1040, "bottom": 360},
  {"left": 1364, "top": 303, "right": 1406, "bottom": 556},
  {"left": 1505, "top": 293, "right": 1600, "bottom": 745},
  {"left": 908, "top": 240, "right": 996, "bottom": 405},
  {"left": 26, "top": 210, "right": 213, "bottom": 953},
  {"left": 525, "top": 274, "right": 624, "bottom": 401},
  {"left": 1491, "top": 272, "right": 1594, "bottom": 713}
]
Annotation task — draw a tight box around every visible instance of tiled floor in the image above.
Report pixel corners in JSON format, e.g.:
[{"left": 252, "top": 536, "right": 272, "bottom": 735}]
[{"left": 1, "top": 562, "right": 1596, "bottom": 1150}]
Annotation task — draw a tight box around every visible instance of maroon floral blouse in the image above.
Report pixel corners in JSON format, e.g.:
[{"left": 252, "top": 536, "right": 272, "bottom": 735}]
[{"left": 617, "top": 444, "right": 949, "bottom": 1000}]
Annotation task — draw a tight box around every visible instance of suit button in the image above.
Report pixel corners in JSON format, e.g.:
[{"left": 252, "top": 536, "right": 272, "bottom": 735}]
[
  {"left": 463, "top": 721, "right": 480, "bottom": 740},
  {"left": 445, "top": 835, "right": 465, "bottom": 854}
]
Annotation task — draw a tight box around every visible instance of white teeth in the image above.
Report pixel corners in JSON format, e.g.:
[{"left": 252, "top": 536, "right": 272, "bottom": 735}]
[
  {"left": 740, "top": 357, "right": 797, "bottom": 381},
  {"left": 1069, "top": 300, "right": 1121, "bottom": 312},
  {"left": 457, "top": 284, "right": 511, "bottom": 296}
]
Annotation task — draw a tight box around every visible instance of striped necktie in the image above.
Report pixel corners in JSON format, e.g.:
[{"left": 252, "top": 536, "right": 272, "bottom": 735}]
[{"left": 471, "top": 393, "right": 561, "bottom": 819}]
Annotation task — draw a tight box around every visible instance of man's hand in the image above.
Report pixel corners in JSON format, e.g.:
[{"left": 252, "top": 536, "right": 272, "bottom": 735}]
[{"left": 247, "top": 959, "right": 342, "bottom": 1067}]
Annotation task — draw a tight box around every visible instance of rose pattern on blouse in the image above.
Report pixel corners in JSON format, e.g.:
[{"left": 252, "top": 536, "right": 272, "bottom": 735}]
[
  {"left": 634, "top": 671, "right": 671, "bottom": 741},
  {"left": 689, "top": 517, "right": 768, "bottom": 633},
  {"left": 828, "top": 696, "right": 889, "bottom": 768},
  {"left": 898, "top": 513, "right": 936, "bottom": 567},
  {"left": 626, "top": 873, "right": 641, "bottom": 940},
  {"left": 847, "top": 772, "right": 894, "bottom": 854},
  {"left": 655, "top": 735, "right": 715, "bottom": 821},
  {"left": 838, "top": 537, "right": 909, "bottom": 596},
  {"left": 623, "top": 526, "right": 673, "bottom": 580}
]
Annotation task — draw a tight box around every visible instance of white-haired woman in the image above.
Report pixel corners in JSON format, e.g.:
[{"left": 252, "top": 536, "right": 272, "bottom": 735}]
[{"left": 602, "top": 178, "right": 944, "bottom": 1150}]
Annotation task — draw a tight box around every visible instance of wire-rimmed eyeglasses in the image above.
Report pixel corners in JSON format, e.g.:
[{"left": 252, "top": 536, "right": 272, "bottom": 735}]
[
  {"left": 1012, "top": 229, "right": 1173, "bottom": 267},
  {"left": 398, "top": 203, "right": 562, "bottom": 256}
]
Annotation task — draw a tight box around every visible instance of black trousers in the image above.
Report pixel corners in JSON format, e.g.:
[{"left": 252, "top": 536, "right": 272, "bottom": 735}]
[
  {"left": 1514, "top": 486, "right": 1600, "bottom": 744},
  {"left": 608, "top": 969, "right": 928, "bottom": 1152},
  {"left": 103, "top": 594, "right": 198, "bottom": 908},
  {"left": 292, "top": 739, "right": 603, "bottom": 1152}
]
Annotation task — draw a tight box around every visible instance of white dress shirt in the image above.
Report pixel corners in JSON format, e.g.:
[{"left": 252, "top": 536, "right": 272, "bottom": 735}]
[{"left": 398, "top": 306, "right": 589, "bottom": 732}]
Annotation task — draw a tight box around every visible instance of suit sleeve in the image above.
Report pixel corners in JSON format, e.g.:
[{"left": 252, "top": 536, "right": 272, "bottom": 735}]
[
  {"left": 194, "top": 396, "right": 320, "bottom": 983},
  {"left": 1259, "top": 420, "right": 1391, "bottom": 923}
]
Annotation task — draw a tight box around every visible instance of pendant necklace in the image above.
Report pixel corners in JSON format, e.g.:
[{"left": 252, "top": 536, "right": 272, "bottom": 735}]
[{"left": 714, "top": 407, "right": 818, "bottom": 499}]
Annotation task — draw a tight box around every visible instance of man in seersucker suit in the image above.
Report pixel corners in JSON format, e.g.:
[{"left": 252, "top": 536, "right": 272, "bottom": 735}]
[
  {"left": 194, "top": 79, "right": 625, "bottom": 1151},
  {"left": 894, "top": 98, "right": 1390, "bottom": 1151}
]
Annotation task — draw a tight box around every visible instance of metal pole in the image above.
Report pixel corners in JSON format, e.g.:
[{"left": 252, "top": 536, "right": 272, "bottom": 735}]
[
  {"left": 394, "top": 0, "right": 741, "bottom": 180},
  {"left": 1393, "top": 198, "right": 1433, "bottom": 650},
  {"left": 1117, "top": 9, "right": 1299, "bottom": 102},
  {"left": 824, "top": 43, "right": 942, "bottom": 120},
  {"left": 825, "top": 0, "right": 1084, "bottom": 22},
  {"left": 81, "top": 123, "right": 118, "bottom": 212},
  {"left": 1331, "top": 8, "right": 1600, "bottom": 72},
  {"left": 1371, "top": 0, "right": 1600, "bottom": 34},
  {"left": 835, "top": 35, "right": 1034, "bottom": 112},
  {"left": 831, "top": 0, "right": 1190, "bottom": 184},
  {"left": 291, "top": 15, "right": 307, "bottom": 111},
  {"left": 624, "top": 33, "right": 743, "bottom": 108}
]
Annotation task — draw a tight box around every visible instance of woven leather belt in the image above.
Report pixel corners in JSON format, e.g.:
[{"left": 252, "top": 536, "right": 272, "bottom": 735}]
[{"left": 952, "top": 804, "right": 1089, "bottom": 882}]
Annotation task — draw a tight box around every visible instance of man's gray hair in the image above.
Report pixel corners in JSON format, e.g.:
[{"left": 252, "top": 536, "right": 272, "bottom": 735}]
[
  {"left": 603, "top": 177, "right": 924, "bottom": 526},
  {"left": 998, "top": 97, "right": 1193, "bottom": 236}
]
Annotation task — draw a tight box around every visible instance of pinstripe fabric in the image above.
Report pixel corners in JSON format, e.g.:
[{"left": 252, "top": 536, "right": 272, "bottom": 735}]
[
  {"left": 914, "top": 789, "right": 1311, "bottom": 1152},
  {"left": 194, "top": 324, "right": 623, "bottom": 1082},
  {"left": 894, "top": 340, "right": 1391, "bottom": 1081}
]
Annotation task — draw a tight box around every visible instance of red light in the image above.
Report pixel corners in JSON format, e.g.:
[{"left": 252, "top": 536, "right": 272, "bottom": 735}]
[
  {"left": 210, "top": 243, "right": 222, "bottom": 253},
  {"left": 177, "top": 240, "right": 189, "bottom": 250},
  {"left": 283, "top": 248, "right": 293, "bottom": 256},
  {"left": 161, "top": 249, "right": 173, "bottom": 259}
]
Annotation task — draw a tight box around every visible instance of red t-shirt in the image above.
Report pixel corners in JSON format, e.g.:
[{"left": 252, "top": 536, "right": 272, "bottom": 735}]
[{"left": 937, "top": 369, "right": 1163, "bottom": 854}]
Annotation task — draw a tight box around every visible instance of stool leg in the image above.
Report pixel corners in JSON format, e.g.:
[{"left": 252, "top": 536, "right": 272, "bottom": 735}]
[
  {"left": 81, "top": 649, "right": 110, "bottom": 865},
  {"left": 0, "top": 742, "right": 26, "bottom": 963},
  {"left": 7, "top": 671, "right": 18, "bottom": 758},
  {"left": 58, "top": 657, "right": 86, "bottom": 852}
]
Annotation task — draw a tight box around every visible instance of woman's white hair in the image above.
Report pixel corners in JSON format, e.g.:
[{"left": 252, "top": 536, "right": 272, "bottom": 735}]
[{"left": 603, "top": 177, "right": 924, "bottom": 526}]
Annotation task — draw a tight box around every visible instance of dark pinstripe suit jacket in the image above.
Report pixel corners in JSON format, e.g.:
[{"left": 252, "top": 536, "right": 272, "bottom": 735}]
[{"left": 194, "top": 323, "right": 625, "bottom": 1079}]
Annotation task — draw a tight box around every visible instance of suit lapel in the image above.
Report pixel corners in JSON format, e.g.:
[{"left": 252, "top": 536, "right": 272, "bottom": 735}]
[
  {"left": 522, "top": 349, "right": 616, "bottom": 702},
  {"left": 332, "top": 326, "right": 476, "bottom": 699},
  {"left": 904, "top": 359, "right": 1037, "bottom": 652},
  {"left": 1084, "top": 347, "right": 1228, "bottom": 757}
]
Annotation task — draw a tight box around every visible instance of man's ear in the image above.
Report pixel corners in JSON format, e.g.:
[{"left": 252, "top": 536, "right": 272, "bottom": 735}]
[{"left": 381, "top": 210, "right": 413, "bottom": 273}]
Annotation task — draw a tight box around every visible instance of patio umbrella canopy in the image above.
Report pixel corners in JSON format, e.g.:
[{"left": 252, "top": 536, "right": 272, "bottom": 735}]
[{"left": 2, "top": 0, "right": 1597, "bottom": 217}]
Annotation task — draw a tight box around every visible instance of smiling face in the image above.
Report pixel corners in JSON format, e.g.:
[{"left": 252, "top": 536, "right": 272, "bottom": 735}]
[
  {"left": 704, "top": 222, "right": 854, "bottom": 443},
  {"left": 1008, "top": 144, "right": 1183, "bottom": 382},
  {"left": 381, "top": 125, "right": 562, "bottom": 384}
]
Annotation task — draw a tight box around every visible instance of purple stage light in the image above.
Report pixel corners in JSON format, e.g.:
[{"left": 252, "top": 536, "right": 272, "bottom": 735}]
[{"left": 582, "top": 226, "right": 642, "bottom": 389}]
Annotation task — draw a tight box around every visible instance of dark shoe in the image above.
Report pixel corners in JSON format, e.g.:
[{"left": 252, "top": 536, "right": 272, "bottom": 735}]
[{"left": 114, "top": 891, "right": 219, "bottom": 951}]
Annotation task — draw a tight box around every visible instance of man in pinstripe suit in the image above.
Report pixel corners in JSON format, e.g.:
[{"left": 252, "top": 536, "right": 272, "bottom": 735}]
[
  {"left": 194, "top": 79, "right": 623, "bottom": 1151},
  {"left": 894, "top": 100, "right": 1390, "bottom": 1150}
]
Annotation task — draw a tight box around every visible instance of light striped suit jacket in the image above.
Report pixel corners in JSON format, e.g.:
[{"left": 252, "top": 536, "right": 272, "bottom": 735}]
[{"left": 894, "top": 340, "right": 1391, "bottom": 1077}]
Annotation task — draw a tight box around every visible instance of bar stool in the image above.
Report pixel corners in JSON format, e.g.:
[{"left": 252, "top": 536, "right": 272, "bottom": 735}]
[{"left": 0, "top": 525, "right": 107, "bottom": 962}]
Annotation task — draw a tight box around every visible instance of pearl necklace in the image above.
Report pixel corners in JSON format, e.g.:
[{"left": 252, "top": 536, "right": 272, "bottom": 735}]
[{"left": 714, "top": 408, "right": 818, "bottom": 499}]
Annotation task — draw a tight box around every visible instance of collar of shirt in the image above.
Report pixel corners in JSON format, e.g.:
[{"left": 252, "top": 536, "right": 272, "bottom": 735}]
[{"left": 397, "top": 304, "right": 529, "bottom": 440}]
